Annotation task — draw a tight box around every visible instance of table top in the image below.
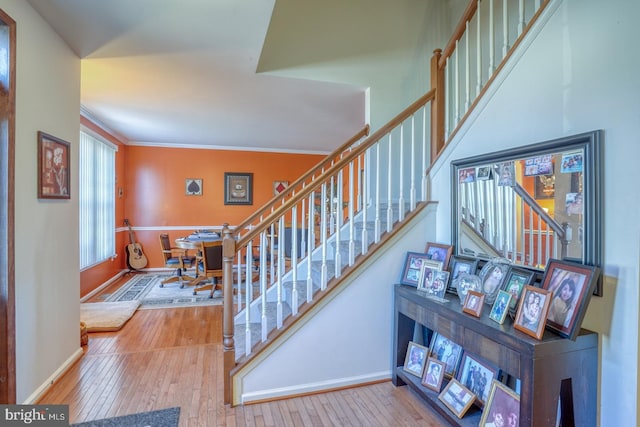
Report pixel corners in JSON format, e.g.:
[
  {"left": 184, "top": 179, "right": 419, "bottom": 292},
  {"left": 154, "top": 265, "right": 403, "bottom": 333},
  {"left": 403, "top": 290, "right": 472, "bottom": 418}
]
[{"left": 175, "top": 232, "right": 221, "bottom": 250}]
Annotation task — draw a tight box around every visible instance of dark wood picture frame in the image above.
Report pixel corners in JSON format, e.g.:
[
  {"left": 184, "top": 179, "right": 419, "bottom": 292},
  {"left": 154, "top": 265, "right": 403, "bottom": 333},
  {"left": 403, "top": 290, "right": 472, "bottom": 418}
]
[
  {"left": 224, "top": 172, "right": 253, "bottom": 205},
  {"left": 400, "top": 252, "right": 431, "bottom": 287},
  {"left": 541, "top": 258, "right": 600, "bottom": 340},
  {"left": 424, "top": 242, "right": 453, "bottom": 270},
  {"left": 37, "top": 131, "right": 70, "bottom": 199},
  {"left": 455, "top": 350, "right": 500, "bottom": 408},
  {"left": 428, "top": 332, "right": 463, "bottom": 379},
  {"left": 514, "top": 285, "right": 552, "bottom": 340},
  {"left": 501, "top": 266, "right": 535, "bottom": 316},
  {"left": 462, "top": 290, "right": 484, "bottom": 317},
  {"left": 446, "top": 255, "right": 479, "bottom": 294}
]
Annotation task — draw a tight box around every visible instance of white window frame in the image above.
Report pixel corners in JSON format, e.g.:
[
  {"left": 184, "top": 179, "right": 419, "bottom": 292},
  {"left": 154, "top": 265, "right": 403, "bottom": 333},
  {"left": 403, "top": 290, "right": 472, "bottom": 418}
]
[{"left": 79, "top": 128, "right": 117, "bottom": 270}]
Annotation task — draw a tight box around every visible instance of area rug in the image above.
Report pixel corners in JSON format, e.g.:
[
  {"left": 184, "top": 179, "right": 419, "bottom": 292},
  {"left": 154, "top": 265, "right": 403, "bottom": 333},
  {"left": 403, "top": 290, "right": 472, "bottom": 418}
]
[
  {"left": 80, "top": 300, "right": 141, "bottom": 332},
  {"left": 71, "top": 406, "right": 180, "bottom": 427},
  {"left": 103, "top": 273, "right": 223, "bottom": 309}
]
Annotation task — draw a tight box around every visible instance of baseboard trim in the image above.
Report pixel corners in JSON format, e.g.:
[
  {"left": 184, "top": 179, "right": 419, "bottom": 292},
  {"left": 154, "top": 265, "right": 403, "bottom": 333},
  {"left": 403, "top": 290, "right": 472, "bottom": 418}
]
[
  {"left": 240, "top": 371, "right": 391, "bottom": 405},
  {"left": 23, "top": 347, "right": 84, "bottom": 404}
]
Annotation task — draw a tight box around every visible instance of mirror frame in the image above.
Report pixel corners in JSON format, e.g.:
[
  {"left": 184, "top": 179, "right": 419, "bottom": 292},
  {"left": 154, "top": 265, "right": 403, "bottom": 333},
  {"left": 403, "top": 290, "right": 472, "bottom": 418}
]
[{"left": 451, "top": 130, "right": 603, "bottom": 296}]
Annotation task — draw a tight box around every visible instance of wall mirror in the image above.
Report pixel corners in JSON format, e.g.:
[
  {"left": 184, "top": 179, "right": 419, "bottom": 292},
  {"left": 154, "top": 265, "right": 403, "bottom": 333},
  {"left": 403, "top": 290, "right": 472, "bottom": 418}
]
[{"left": 451, "top": 130, "right": 603, "bottom": 295}]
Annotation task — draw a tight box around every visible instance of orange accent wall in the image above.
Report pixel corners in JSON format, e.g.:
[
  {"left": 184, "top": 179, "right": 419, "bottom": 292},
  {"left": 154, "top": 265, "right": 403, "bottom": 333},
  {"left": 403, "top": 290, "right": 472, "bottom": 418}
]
[{"left": 79, "top": 140, "right": 324, "bottom": 297}]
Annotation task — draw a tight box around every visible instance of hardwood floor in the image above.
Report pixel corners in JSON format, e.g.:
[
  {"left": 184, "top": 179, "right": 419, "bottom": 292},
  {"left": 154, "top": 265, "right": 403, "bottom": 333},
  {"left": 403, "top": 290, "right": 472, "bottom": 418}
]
[{"left": 38, "top": 274, "right": 446, "bottom": 426}]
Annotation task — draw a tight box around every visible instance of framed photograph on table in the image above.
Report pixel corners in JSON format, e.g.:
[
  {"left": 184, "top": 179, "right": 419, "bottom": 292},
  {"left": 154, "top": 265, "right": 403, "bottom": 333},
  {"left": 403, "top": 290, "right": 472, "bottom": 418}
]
[
  {"left": 455, "top": 350, "right": 500, "bottom": 408},
  {"left": 478, "top": 260, "right": 511, "bottom": 305},
  {"left": 462, "top": 291, "right": 484, "bottom": 318},
  {"left": 403, "top": 341, "right": 428, "bottom": 378},
  {"left": 37, "top": 131, "right": 70, "bottom": 199},
  {"left": 514, "top": 285, "right": 552, "bottom": 340},
  {"left": 501, "top": 267, "right": 535, "bottom": 316},
  {"left": 400, "top": 252, "right": 432, "bottom": 287},
  {"left": 428, "top": 333, "right": 463, "bottom": 379},
  {"left": 446, "top": 255, "right": 479, "bottom": 294},
  {"left": 421, "top": 357, "right": 446, "bottom": 392},
  {"left": 438, "top": 379, "right": 475, "bottom": 418},
  {"left": 540, "top": 258, "right": 600, "bottom": 340},
  {"left": 424, "top": 242, "right": 453, "bottom": 270},
  {"left": 479, "top": 380, "right": 520, "bottom": 427},
  {"left": 489, "top": 290, "right": 512, "bottom": 325},
  {"left": 224, "top": 172, "right": 253, "bottom": 205}
]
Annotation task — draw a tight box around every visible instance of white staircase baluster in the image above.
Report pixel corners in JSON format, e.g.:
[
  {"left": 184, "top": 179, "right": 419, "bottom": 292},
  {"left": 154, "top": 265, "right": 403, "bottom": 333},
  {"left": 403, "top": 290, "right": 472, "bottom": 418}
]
[
  {"left": 476, "top": 0, "right": 482, "bottom": 96},
  {"left": 386, "top": 134, "right": 393, "bottom": 233},
  {"left": 464, "top": 20, "right": 470, "bottom": 111},
  {"left": 320, "top": 182, "right": 328, "bottom": 290},
  {"left": 518, "top": 0, "right": 525, "bottom": 36},
  {"left": 361, "top": 157, "right": 369, "bottom": 256},
  {"left": 489, "top": 0, "right": 495, "bottom": 74},
  {"left": 375, "top": 144, "right": 381, "bottom": 243},
  {"left": 307, "top": 192, "right": 314, "bottom": 303},
  {"left": 335, "top": 171, "right": 343, "bottom": 279},
  {"left": 502, "top": 0, "right": 509, "bottom": 57},
  {"left": 528, "top": 205, "right": 534, "bottom": 266},
  {"left": 410, "top": 115, "right": 416, "bottom": 210},
  {"left": 421, "top": 107, "right": 428, "bottom": 201},
  {"left": 537, "top": 214, "right": 542, "bottom": 267},
  {"left": 454, "top": 41, "right": 460, "bottom": 123},
  {"left": 398, "top": 125, "right": 405, "bottom": 222},
  {"left": 291, "top": 206, "right": 298, "bottom": 316},
  {"left": 348, "top": 160, "right": 355, "bottom": 266},
  {"left": 276, "top": 217, "right": 284, "bottom": 328},
  {"left": 300, "top": 197, "right": 306, "bottom": 258}
]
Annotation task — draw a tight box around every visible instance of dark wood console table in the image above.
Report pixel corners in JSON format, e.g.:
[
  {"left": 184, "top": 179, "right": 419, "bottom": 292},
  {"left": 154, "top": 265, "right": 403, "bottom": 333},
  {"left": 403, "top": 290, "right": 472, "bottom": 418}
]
[{"left": 392, "top": 284, "right": 597, "bottom": 427}]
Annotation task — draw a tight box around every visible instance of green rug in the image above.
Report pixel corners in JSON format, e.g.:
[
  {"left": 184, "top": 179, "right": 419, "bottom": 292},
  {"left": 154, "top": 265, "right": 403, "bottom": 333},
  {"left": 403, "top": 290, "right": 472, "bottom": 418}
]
[{"left": 71, "top": 407, "right": 179, "bottom": 427}]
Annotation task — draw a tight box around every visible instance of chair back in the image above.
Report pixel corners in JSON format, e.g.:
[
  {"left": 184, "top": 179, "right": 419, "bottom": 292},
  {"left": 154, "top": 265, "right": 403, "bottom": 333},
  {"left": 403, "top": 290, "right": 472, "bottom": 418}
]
[
  {"left": 201, "top": 240, "right": 223, "bottom": 278},
  {"left": 159, "top": 233, "right": 173, "bottom": 263}
]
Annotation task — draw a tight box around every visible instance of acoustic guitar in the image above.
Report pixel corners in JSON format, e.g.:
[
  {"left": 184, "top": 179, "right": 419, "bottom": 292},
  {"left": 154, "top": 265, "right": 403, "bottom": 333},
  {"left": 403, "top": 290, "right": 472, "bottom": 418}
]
[{"left": 124, "top": 219, "right": 148, "bottom": 270}]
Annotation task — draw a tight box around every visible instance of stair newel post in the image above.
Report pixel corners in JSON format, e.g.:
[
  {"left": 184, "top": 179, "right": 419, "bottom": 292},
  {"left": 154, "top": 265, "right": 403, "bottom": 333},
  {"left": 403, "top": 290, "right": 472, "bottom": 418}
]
[
  {"left": 221, "top": 222, "right": 235, "bottom": 405},
  {"left": 430, "top": 48, "right": 444, "bottom": 160}
]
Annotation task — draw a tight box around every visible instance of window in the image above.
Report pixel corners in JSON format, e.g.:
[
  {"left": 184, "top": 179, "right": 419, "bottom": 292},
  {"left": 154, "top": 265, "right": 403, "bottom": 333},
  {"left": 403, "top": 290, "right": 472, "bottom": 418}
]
[{"left": 79, "top": 130, "right": 116, "bottom": 269}]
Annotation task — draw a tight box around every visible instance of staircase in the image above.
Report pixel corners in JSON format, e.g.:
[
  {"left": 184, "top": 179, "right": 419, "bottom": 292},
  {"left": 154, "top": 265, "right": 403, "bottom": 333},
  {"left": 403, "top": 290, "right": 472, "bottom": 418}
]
[{"left": 220, "top": 0, "right": 554, "bottom": 405}]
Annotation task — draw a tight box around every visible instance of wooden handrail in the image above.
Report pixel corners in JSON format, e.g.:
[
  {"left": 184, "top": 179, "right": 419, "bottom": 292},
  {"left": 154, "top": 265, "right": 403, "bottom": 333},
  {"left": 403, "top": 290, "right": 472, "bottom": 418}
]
[
  {"left": 439, "top": 0, "right": 478, "bottom": 67},
  {"left": 233, "top": 125, "right": 370, "bottom": 234},
  {"left": 235, "top": 89, "right": 436, "bottom": 248}
]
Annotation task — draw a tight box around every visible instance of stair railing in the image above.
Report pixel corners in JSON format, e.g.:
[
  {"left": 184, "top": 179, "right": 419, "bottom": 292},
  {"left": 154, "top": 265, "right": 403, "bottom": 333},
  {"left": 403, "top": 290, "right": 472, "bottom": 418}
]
[
  {"left": 221, "top": 90, "right": 435, "bottom": 403},
  {"left": 431, "top": 0, "right": 551, "bottom": 156}
]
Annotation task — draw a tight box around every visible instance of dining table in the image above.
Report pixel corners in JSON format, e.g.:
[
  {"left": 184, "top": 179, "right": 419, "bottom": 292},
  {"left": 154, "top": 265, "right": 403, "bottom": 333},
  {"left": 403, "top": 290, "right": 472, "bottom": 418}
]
[{"left": 173, "top": 231, "right": 222, "bottom": 283}]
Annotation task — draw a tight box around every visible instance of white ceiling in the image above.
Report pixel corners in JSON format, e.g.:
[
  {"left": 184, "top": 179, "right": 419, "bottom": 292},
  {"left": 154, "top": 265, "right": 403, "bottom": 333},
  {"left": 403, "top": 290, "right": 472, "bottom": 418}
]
[{"left": 25, "top": 0, "right": 367, "bottom": 153}]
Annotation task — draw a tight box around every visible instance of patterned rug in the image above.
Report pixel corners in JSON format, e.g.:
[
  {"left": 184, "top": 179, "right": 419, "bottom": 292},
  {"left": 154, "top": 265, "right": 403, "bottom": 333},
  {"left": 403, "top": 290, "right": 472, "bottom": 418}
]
[{"left": 104, "top": 273, "right": 223, "bottom": 309}]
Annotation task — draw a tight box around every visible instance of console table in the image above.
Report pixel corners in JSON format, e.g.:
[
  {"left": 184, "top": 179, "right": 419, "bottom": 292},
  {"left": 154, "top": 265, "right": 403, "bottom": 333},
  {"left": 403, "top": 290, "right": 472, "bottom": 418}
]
[{"left": 392, "top": 284, "right": 597, "bottom": 426}]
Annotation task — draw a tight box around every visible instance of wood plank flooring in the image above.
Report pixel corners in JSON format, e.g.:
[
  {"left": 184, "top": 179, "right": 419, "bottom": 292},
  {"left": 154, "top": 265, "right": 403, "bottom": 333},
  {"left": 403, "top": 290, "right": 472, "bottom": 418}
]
[{"left": 38, "top": 274, "right": 446, "bottom": 426}]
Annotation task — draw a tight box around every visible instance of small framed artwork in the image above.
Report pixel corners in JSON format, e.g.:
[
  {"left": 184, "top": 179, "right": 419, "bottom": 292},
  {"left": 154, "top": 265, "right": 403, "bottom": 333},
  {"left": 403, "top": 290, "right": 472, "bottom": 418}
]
[
  {"left": 447, "top": 255, "right": 480, "bottom": 294},
  {"left": 185, "top": 178, "right": 203, "bottom": 196},
  {"left": 438, "top": 379, "right": 475, "bottom": 419},
  {"left": 514, "top": 285, "right": 552, "bottom": 340},
  {"left": 224, "top": 172, "right": 253, "bottom": 205},
  {"left": 421, "top": 357, "right": 446, "bottom": 392},
  {"left": 489, "top": 290, "right": 512, "bottom": 324},
  {"left": 424, "top": 242, "right": 453, "bottom": 270},
  {"left": 479, "top": 380, "right": 520, "bottom": 427},
  {"left": 400, "top": 252, "right": 431, "bottom": 287},
  {"left": 541, "top": 258, "right": 600, "bottom": 340},
  {"left": 496, "top": 161, "right": 515, "bottom": 187},
  {"left": 534, "top": 174, "right": 555, "bottom": 199},
  {"left": 273, "top": 180, "right": 289, "bottom": 196},
  {"left": 478, "top": 260, "right": 511, "bottom": 305},
  {"left": 37, "top": 131, "right": 70, "bottom": 199},
  {"left": 429, "top": 333, "right": 463, "bottom": 379},
  {"left": 403, "top": 341, "right": 428, "bottom": 378},
  {"left": 462, "top": 291, "right": 485, "bottom": 318},
  {"left": 456, "top": 350, "right": 500, "bottom": 408},
  {"left": 501, "top": 267, "right": 535, "bottom": 315}
]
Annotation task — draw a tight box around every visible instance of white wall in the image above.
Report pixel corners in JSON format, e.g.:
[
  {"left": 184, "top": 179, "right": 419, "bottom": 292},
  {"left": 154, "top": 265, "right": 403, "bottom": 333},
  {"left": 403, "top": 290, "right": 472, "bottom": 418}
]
[
  {"left": 236, "top": 204, "right": 438, "bottom": 403},
  {"left": 0, "top": 0, "right": 81, "bottom": 402},
  {"left": 428, "top": 0, "right": 640, "bottom": 424}
]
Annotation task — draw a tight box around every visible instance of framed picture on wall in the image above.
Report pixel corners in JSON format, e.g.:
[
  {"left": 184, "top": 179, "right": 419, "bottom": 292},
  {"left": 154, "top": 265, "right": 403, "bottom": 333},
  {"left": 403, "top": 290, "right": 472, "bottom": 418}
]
[
  {"left": 37, "top": 131, "right": 70, "bottom": 199},
  {"left": 185, "top": 178, "right": 203, "bottom": 196},
  {"left": 224, "top": 172, "right": 253, "bottom": 205}
]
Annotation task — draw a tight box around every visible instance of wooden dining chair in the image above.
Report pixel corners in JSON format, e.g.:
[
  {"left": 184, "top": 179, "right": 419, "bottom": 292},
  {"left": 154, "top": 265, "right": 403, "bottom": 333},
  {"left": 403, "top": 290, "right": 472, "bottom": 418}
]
[
  {"left": 158, "top": 233, "right": 196, "bottom": 287},
  {"left": 192, "top": 240, "right": 223, "bottom": 298}
]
